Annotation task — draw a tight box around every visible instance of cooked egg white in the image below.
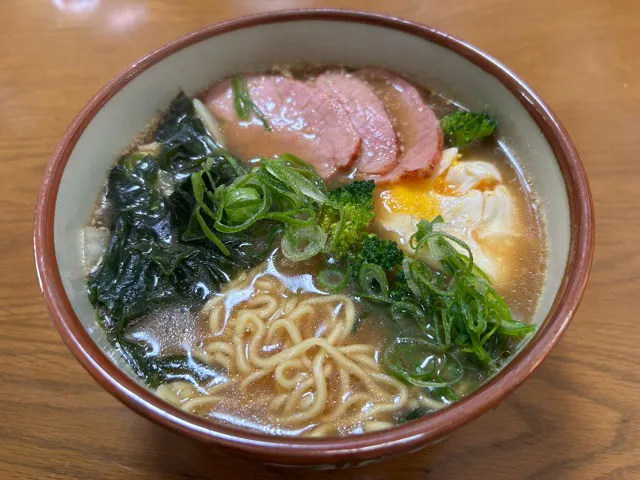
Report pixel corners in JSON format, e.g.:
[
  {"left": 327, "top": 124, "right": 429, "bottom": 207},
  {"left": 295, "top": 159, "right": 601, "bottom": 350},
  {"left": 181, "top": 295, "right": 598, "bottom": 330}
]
[{"left": 374, "top": 148, "right": 518, "bottom": 284}]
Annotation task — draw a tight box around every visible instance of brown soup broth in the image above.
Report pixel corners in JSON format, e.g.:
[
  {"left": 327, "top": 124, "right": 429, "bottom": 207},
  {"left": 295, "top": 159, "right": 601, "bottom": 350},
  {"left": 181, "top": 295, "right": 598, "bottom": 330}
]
[{"left": 89, "top": 66, "right": 547, "bottom": 436}]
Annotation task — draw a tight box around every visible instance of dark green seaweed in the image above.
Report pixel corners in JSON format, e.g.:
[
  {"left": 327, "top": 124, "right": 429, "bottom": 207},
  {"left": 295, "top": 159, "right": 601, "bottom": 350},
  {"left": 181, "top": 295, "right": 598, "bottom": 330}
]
[
  {"left": 155, "top": 92, "right": 245, "bottom": 183},
  {"left": 87, "top": 92, "right": 272, "bottom": 387}
]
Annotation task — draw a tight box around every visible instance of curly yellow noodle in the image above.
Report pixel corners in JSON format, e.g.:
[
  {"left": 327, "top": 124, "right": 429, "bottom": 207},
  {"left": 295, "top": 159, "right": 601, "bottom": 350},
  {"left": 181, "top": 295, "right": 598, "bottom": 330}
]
[
  {"left": 157, "top": 264, "right": 416, "bottom": 437},
  {"left": 321, "top": 393, "right": 367, "bottom": 422},
  {"left": 239, "top": 368, "right": 272, "bottom": 389}
]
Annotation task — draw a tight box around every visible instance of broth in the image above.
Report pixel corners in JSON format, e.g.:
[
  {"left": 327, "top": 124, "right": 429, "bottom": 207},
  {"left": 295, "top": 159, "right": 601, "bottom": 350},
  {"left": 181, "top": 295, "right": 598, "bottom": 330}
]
[
  {"left": 155, "top": 251, "right": 491, "bottom": 436},
  {"left": 408, "top": 88, "right": 544, "bottom": 319},
  {"left": 85, "top": 65, "right": 548, "bottom": 437}
]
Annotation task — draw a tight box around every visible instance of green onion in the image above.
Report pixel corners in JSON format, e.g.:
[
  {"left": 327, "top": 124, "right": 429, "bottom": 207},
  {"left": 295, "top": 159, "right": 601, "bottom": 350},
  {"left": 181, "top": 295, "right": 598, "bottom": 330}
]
[
  {"left": 263, "top": 159, "right": 328, "bottom": 204},
  {"left": 278, "top": 153, "right": 315, "bottom": 172},
  {"left": 213, "top": 182, "right": 270, "bottom": 234},
  {"left": 279, "top": 153, "right": 328, "bottom": 194},
  {"left": 402, "top": 257, "right": 422, "bottom": 299},
  {"left": 392, "top": 216, "right": 537, "bottom": 367},
  {"left": 383, "top": 338, "right": 464, "bottom": 388},
  {"left": 318, "top": 268, "right": 349, "bottom": 293},
  {"left": 232, "top": 75, "right": 272, "bottom": 132},
  {"left": 232, "top": 76, "right": 251, "bottom": 118},
  {"left": 280, "top": 225, "right": 327, "bottom": 261},
  {"left": 390, "top": 301, "right": 433, "bottom": 337},
  {"left": 213, "top": 151, "right": 247, "bottom": 177},
  {"left": 224, "top": 187, "right": 262, "bottom": 223},
  {"left": 325, "top": 204, "right": 346, "bottom": 252},
  {"left": 190, "top": 172, "right": 216, "bottom": 219},
  {"left": 186, "top": 155, "right": 329, "bottom": 244},
  {"left": 254, "top": 170, "right": 303, "bottom": 209},
  {"left": 358, "top": 263, "right": 390, "bottom": 302},
  {"left": 499, "top": 318, "right": 537, "bottom": 336},
  {"left": 425, "top": 232, "right": 475, "bottom": 275},
  {"left": 262, "top": 207, "right": 316, "bottom": 226},
  {"left": 194, "top": 207, "right": 230, "bottom": 256}
]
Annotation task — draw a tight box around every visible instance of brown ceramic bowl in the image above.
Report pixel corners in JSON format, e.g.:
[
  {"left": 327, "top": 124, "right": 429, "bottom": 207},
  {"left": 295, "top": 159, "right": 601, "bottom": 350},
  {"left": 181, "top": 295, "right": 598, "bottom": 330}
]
[{"left": 34, "top": 9, "right": 594, "bottom": 467}]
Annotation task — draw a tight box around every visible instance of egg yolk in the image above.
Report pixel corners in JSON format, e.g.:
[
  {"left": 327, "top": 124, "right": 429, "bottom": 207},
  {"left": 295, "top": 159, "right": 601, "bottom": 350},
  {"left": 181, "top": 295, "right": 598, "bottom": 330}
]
[
  {"left": 376, "top": 177, "right": 441, "bottom": 220},
  {"left": 375, "top": 154, "right": 465, "bottom": 219}
]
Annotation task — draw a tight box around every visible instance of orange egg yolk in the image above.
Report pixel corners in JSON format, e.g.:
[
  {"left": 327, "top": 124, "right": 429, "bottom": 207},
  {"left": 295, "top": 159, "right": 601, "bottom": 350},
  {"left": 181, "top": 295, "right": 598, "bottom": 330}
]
[
  {"left": 375, "top": 156, "right": 465, "bottom": 219},
  {"left": 376, "top": 177, "right": 441, "bottom": 220}
]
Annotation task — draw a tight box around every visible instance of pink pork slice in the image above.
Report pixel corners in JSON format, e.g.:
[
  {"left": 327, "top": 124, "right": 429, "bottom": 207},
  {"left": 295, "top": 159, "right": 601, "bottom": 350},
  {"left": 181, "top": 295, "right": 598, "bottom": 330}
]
[
  {"left": 358, "top": 68, "right": 443, "bottom": 183},
  {"left": 314, "top": 72, "right": 398, "bottom": 176},
  {"left": 201, "top": 75, "right": 361, "bottom": 179}
]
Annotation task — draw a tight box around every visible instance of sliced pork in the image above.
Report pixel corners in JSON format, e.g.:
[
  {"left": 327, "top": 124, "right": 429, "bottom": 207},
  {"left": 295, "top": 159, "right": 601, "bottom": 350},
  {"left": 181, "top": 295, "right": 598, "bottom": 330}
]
[
  {"left": 201, "top": 75, "right": 361, "bottom": 179},
  {"left": 314, "top": 72, "right": 398, "bottom": 176},
  {"left": 358, "top": 68, "right": 443, "bottom": 183}
]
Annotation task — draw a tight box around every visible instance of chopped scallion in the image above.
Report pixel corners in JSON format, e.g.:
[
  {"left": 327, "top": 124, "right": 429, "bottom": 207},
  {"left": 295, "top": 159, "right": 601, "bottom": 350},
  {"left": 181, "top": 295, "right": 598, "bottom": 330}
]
[
  {"left": 281, "top": 225, "right": 327, "bottom": 261},
  {"left": 232, "top": 75, "right": 272, "bottom": 132},
  {"left": 358, "top": 263, "right": 390, "bottom": 302},
  {"left": 318, "top": 268, "right": 349, "bottom": 293}
]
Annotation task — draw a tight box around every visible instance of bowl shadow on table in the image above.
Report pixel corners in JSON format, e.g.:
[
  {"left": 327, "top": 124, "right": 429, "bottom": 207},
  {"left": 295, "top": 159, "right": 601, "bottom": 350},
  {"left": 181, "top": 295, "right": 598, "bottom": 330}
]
[{"left": 143, "top": 346, "right": 585, "bottom": 480}]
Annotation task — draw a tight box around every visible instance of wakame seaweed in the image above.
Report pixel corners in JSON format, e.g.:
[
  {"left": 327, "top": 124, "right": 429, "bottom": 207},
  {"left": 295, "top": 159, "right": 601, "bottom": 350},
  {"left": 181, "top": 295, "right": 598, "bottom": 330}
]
[
  {"left": 107, "top": 156, "right": 174, "bottom": 241},
  {"left": 155, "top": 92, "right": 244, "bottom": 184},
  {"left": 155, "top": 92, "right": 214, "bottom": 179},
  {"left": 87, "top": 92, "right": 272, "bottom": 386}
]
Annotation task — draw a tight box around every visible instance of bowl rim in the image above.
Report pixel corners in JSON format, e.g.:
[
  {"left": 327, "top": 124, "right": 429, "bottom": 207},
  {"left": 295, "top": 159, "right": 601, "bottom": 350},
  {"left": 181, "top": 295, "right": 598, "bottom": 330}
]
[{"left": 34, "top": 8, "right": 594, "bottom": 464}]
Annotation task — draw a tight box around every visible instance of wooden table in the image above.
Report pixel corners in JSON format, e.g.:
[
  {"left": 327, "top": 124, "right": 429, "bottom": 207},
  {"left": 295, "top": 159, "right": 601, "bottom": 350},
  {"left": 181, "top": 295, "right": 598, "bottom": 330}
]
[{"left": 1, "top": 0, "right": 637, "bottom": 478}]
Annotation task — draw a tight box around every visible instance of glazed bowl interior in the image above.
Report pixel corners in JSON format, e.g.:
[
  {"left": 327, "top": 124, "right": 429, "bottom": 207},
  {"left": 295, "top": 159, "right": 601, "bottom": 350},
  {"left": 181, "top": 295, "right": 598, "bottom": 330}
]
[{"left": 37, "top": 10, "right": 590, "bottom": 465}]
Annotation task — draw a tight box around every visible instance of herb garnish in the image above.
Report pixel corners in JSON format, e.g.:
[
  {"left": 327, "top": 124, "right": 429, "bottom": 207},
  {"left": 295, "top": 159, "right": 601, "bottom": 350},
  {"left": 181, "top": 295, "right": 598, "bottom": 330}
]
[{"left": 232, "top": 75, "right": 272, "bottom": 132}]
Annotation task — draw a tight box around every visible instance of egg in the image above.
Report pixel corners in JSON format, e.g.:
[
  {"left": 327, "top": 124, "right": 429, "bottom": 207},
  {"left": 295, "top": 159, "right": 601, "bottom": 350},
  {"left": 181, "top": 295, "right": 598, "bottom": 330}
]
[
  {"left": 374, "top": 148, "right": 518, "bottom": 284},
  {"left": 445, "top": 160, "right": 502, "bottom": 194}
]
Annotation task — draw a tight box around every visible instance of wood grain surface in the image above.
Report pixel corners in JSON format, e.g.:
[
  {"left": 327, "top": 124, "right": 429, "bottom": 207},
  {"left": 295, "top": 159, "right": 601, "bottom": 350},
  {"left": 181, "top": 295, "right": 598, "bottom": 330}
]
[{"left": 1, "top": 0, "right": 637, "bottom": 478}]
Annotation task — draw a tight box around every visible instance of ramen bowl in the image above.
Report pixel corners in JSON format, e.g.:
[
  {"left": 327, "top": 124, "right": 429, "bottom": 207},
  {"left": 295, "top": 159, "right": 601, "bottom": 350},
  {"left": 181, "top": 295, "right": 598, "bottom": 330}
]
[{"left": 34, "top": 9, "right": 593, "bottom": 467}]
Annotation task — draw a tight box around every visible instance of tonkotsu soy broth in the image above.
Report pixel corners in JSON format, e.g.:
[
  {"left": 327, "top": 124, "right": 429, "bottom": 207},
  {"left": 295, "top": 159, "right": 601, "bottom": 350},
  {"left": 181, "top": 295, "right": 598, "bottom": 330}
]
[
  {"left": 425, "top": 91, "right": 546, "bottom": 319},
  {"left": 84, "top": 65, "right": 547, "bottom": 437}
]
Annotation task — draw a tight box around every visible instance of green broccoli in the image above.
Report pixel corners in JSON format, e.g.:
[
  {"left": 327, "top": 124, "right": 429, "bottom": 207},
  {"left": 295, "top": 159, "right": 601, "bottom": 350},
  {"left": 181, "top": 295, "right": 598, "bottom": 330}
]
[
  {"left": 389, "top": 271, "right": 414, "bottom": 302},
  {"left": 440, "top": 111, "right": 497, "bottom": 148},
  {"left": 348, "top": 234, "right": 404, "bottom": 276},
  {"left": 328, "top": 179, "right": 375, "bottom": 207},
  {"left": 319, "top": 180, "right": 376, "bottom": 255}
]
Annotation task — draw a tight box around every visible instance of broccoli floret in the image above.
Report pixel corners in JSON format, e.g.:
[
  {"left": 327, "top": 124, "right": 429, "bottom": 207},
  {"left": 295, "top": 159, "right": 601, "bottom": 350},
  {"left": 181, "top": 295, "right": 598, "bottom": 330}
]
[
  {"left": 319, "top": 181, "right": 376, "bottom": 255},
  {"left": 349, "top": 234, "right": 404, "bottom": 276},
  {"left": 320, "top": 203, "right": 375, "bottom": 253},
  {"left": 360, "top": 234, "right": 404, "bottom": 270},
  {"left": 389, "top": 271, "right": 414, "bottom": 302},
  {"left": 328, "top": 180, "right": 375, "bottom": 207},
  {"left": 440, "top": 111, "right": 497, "bottom": 148}
]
